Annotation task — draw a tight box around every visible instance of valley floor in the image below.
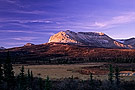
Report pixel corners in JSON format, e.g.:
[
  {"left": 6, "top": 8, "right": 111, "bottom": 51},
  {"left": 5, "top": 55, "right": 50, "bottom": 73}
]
[{"left": 13, "top": 62, "right": 135, "bottom": 81}]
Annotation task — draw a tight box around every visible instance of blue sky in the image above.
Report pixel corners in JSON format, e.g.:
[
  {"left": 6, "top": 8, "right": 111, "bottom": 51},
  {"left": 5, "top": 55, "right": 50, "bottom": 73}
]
[{"left": 0, "top": 0, "right": 135, "bottom": 48}]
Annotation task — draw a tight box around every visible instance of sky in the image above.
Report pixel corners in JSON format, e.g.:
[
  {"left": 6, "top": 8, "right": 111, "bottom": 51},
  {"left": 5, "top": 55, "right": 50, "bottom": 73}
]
[{"left": 0, "top": 0, "right": 135, "bottom": 48}]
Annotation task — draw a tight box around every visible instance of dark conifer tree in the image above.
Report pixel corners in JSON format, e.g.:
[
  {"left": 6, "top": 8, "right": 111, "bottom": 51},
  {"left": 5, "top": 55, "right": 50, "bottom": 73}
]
[
  {"left": 0, "top": 64, "right": 3, "bottom": 83},
  {"left": 0, "top": 64, "right": 3, "bottom": 90},
  {"left": 19, "top": 65, "right": 26, "bottom": 90},
  {"left": 20, "top": 65, "right": 25, "bottom": 79},
  {"left": 39, "top": 77, "right": 44, "bottom": 90},
  {"left": 90, "top": 72, "right": 93, "bottom": 85},
  {"left": 27, "top": 69, "right": 32, "bottom": 89},
  {"left": 3, "top": 51, "right": 15, "bottom": 90},
  {"left": 27, "top": 69, "right": 31, "bottom": 79},
  {"left": 108, "top": 64, "right": 113, "bottom": 84},
  {"left": 45, "top": 76, "right": 51, "bottom": 90},
  {"left": 30, "top": 71, "right": 33, "bottom": 81},
  {"left": 115, "top": 66, "right": 120, "bottom": 87},
  {"left": 71, "top": 75, "right": 74, "bottom": 81}
]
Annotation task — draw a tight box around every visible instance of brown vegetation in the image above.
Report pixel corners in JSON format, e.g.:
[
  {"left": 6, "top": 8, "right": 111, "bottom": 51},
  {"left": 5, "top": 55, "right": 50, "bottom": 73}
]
[{"left": 0, "top": 42, "right": 135, "bottom": 63}]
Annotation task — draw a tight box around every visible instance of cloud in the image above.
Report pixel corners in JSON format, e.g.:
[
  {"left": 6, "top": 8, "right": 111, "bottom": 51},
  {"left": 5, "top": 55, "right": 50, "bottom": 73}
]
[
  {"left": 93, "top": 12, "right": 135, "bottom": 28},
  {"left": 11, "top": 37, "right": 38, "bottom": 41},
  {"left": 16, "top": 19, "right": 53, "bottom": 24},
  {"left": 94, "top": 22, "right": 106, "bottom": 27},
  {"left": 47, "top": 32, "right": 55, "bottom": 35},
  {"left": 1, "top": 0, "right": 29, "bottom": 8},
  {"left": 0, "top": 30, "right": 55, "bottom": 35},
  {"left": 0, "top": 18, "right": 53, "bottom": 24},
  {"left": 4, "top": 42, "right": 26, "bottom": 46},
  {"left": 3, "top": 0, "right": 17, "bottom": 4},
  {"left": 12, "top": 10, "right": 48, "bottom": 15}
]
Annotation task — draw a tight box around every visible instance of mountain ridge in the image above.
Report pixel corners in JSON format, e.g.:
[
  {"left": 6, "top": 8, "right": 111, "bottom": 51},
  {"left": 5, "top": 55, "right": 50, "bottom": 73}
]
[{"left": 49, "top": 30, "right": 134, "bottom": 49}]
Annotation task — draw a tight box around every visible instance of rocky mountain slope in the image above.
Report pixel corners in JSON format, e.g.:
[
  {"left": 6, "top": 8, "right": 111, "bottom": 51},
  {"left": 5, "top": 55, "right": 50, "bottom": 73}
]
[
  {"left": 123, "top": 38, "right": 135, "bottom": 46},
  {"left": 49, "top": 30, "right": 134, "bottom": 49}
]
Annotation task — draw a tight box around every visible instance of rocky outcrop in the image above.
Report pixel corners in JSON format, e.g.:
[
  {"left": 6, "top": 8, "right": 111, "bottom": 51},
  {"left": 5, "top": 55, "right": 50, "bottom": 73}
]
[{"left": 24, "top": 43, "right": 34, "bottom": 46}]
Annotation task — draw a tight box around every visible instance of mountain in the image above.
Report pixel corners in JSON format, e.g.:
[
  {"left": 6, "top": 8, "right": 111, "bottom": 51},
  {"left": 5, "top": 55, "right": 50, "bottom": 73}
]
[
  {"left": 49, "top": 30, "right": 133, "bottom": 49},
  {"left": 0, "top": 30, "right": 135, "bottom": 64},
  {"left": 123, "top": 38, "right": 135, "bottom": 46},
  {"left": 0, "top": 47, "right": 5, "bottom": 50},
  {"left": 116, "top": 38, "right": 135, "bottom": 46}
]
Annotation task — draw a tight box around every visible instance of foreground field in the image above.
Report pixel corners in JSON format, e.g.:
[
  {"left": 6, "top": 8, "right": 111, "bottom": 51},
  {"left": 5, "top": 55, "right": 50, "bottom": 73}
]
[{"left": 13, "top": 63, "right": 135, "bottom": 81}]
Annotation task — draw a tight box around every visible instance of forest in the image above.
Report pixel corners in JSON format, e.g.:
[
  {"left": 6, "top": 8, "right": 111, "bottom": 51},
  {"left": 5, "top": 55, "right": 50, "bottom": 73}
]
[{"left": 1, "top": 52, "right": 135, "bottom": 90}]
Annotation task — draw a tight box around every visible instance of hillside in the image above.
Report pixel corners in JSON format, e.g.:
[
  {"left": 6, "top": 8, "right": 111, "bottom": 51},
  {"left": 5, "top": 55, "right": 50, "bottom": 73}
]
[{"left": 0, "top": 42, "right": 135, "bottom": 64}]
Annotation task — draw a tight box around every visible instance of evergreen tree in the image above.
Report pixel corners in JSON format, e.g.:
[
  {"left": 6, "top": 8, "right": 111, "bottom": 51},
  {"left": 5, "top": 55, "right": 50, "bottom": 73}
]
[
  {"left": 0, "top": 64, "right": 3, "bottom": 90},
  {"left": 45, "top": 76, "right": 51, "bottom": 90},
  {"left": 27, "top": 69, "right": 32, "bottom": 89},
  {"left": 108, "top": 64, "right": 113, "bottom": 84},
  {"left": 30, "top": 71, "right": 33, "bottom": 81},
  {"left": 16, "top": 75, "right": 21, "bottom": 90},
  {"left": 20, "top": 65, "right": 25, "bottom": 79},
  {"left": 90, "top": 72, "right": 93, "bottom": 85},
  {"left": 27, "top": 69, "right": 31, "bottom": 79},
  {"left": 39, "top": 77, "right": 44, "bottom": 90},
  {"left": 71, "top": 75, "right": 74, "bottom": 81},
  {"left": 0, "top": 64, "right": 3, "bottom": 83},
  {"left": 115, "top": 66, "right": 120, "bottom": 86},
  {"left": 3, "top": 51, "right": 15, "bottom": 90},
  {"left": 19, "top": 65, "right": 26, "bottom": 90}
]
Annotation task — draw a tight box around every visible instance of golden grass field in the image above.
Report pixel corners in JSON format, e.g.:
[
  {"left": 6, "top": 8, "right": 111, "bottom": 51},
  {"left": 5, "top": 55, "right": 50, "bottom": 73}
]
[{"left": 13, "top": 63, "right": 135, "bottom": 81}]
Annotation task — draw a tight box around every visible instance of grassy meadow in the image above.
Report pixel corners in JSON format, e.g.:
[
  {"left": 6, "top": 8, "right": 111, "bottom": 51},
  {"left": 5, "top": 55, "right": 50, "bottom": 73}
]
[{"left": 13, "top": 62, "right": 135, "bottom": 81}]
